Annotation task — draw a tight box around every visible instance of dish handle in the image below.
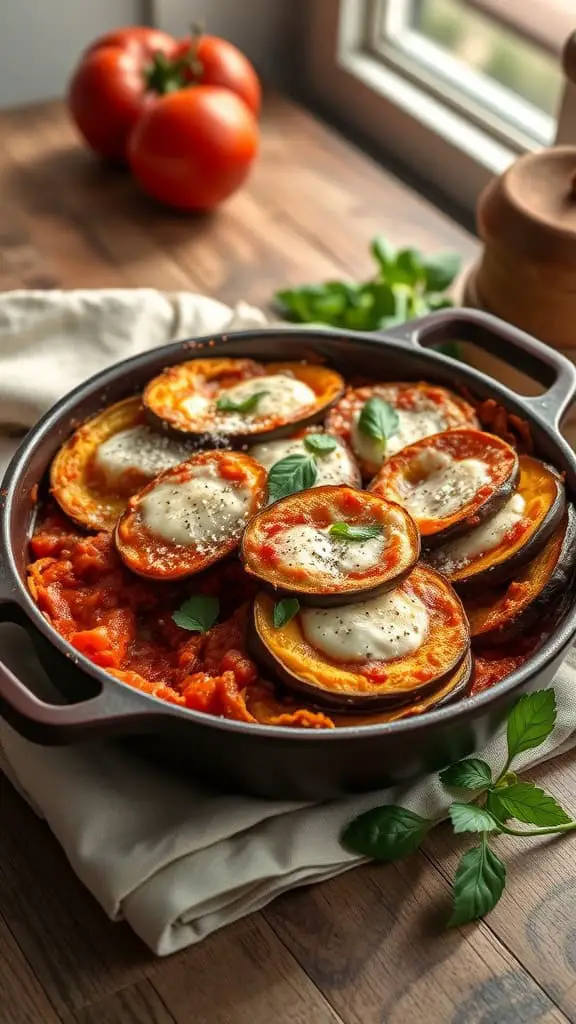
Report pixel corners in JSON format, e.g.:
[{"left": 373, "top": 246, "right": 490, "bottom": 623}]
[
  {"left": 381, "top": 308, "right": 576, "bottom": 432},
  {"left": 0, "top": 602, "right": 174, "bottom": 744}
]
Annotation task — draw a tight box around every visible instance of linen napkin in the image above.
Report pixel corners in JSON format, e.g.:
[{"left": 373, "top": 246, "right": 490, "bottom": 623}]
[{"left": 1, "top": 288, "right": 575, "bottom": 957}]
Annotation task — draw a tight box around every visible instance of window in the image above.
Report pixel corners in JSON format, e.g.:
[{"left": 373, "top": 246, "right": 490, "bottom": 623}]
[
  {"left": 369, "top": 0, "right": 564, "bottom": 147},
  {"left": 303, "top": 0, "right": 573, "bottom": 216}
]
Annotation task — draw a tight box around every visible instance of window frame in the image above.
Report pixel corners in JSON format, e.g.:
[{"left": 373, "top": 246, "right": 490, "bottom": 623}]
[{"left": 302, "top": 0, "right": 567, "bottom": 218}]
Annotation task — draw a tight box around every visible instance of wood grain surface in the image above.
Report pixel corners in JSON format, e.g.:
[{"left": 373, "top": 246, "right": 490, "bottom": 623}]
[{"left": 0, "top": 92, "right": 574, "bottom": 1024}]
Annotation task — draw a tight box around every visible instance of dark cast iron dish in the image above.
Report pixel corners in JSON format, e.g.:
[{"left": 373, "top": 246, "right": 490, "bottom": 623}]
[{"left": 1, "top": 308, "right": 576, "bottom": 800}]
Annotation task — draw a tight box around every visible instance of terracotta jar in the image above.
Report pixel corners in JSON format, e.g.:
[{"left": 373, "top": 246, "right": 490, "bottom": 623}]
[
  {"left": 462, "top": 143, "right": 576, "bottom": 445},
  {"left": 465, "top": 146, "right": 576, "bottom": 351}
]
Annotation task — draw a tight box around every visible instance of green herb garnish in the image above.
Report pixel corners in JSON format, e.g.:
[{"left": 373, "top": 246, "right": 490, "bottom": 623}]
[
  {"left": 273, "top": 598, "right": 300, "bottom": 629},
  {"left": 357, "top": 397, "right": 399, "bottom": 449},
  {"left": 172, "top": 595, "right": 220, "bottom": 633},
  {"left": 267, "top": 454, "right": 317, "bottom": 502},
  {"left": 216, "top": 391, "right": 269, "bottom": 414},
  {"left": 273, "top": 235, "right": 461, "bottom": 333},
  {"left": 328, "top": 523, "right": 382, "bottom": 541},
  {"left": 303, "top": 433, "right": 338, "bottom": 455},
  {"left": 342, "top": 689, "right": 576, "bottom": 927}
]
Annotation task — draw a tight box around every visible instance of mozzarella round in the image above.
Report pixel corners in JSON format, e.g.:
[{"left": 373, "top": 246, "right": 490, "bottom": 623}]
[
  {"left": 215, "top": 374, "right": 315, "bottom": 431},
  {"left": 249, "top": 435, "right": 358, "bottom": 488},
  {"left": 271, "top": 524, "right": 386, "bottom": 577},
  {"left": 300, "top": 590, "right": 429, "bottom": 663},
  {"left": 393, "top": 449, "right": 489, "bottom": 519},
  {"left": 94, "top": 426, "right": 191, "bottom": 486},
  {"left": 139, "top": 465, "right": 251, "bottom": 549},
  {"left": 351, "top": 404, "right": 450, "bottom": 467},
  {"left": 181, "top": 393, "right": 212, "bottom": 420},
  {"left": 430, "top": 492, "right": 526, "bottom": 572}
]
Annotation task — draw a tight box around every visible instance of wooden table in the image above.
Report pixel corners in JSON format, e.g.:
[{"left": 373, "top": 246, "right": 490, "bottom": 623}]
[{"left": 1, "top": 93, "right": 575, "bottom": 1024}]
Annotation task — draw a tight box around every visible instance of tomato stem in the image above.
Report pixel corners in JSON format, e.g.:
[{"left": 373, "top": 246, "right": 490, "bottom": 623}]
[{"left": 144, "top": 23, "right": 205, "bottom": 95}]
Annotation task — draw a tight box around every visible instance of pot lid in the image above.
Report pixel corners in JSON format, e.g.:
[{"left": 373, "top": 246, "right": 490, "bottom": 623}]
[{"left": 477, "top": 146, "right": 576, "bottom": 265}]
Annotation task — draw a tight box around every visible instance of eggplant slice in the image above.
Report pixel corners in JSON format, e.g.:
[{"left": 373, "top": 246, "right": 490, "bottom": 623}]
[
  {"left": 369, "top": 428, "right": 519, "bottom": 545},
  {"left": 464, "top": 505, "right": 576, "bottom": 647},
  {"left": 115, "top": 450, "right": 267, "bottom": 580},
  {"left": 144, "top": 357, "right": 344, "bottom": 443},
  {"left": 50, "top": 397, "right": 194, "bottom": 533},
  {"left": 241, "top": 485, "right": 420, "bottom": 605},
  {"left": 325, "top": 381, "right": 478, "bottom": 477},
  {"left": 427, "top": 455, "right": 566, "bottom": 591},
  {"left": 249, "top": 564, "right": 470, "bottom": 709},
  {"left": 245, "top": 649, "right": 473, "bottom": 727}
]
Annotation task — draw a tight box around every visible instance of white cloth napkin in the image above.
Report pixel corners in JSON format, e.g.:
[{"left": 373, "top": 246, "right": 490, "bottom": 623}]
[{"left": 1, "top": 288, "right": 575, "bottom": 956}]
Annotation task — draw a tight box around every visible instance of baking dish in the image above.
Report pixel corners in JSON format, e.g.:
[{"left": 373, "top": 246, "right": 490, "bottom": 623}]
[{"left": 1, "top": 308, "right": 575, "bottom": 799}]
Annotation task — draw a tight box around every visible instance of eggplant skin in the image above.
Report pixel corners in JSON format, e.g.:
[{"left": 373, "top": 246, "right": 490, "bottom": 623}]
[
  {"left": 440, "top": 461, "right": 567, "bottom": 595},
  {"left": 421, "top": 459, "right": 520, "bottom": 550},
  {"left": 469, "top": 504, "right": 576, "bottom": 648},
  {"left": 241, "top": 561, "right": 418, "bottom": 608}
]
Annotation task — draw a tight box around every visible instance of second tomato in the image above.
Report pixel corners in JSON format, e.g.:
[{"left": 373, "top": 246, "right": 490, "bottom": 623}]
[{"left": 128, "top": 86, "right": 259, "bottom": 210}]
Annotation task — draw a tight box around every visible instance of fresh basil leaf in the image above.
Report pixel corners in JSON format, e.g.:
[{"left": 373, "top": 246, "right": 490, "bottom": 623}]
[
  {"left": 388, "top": 247, "right": 424, "bottom": 286},
  {"left": 449, "top": 841, "right": 506, "bottom": 927},
  {"left": 303, "top": 433, "right": 338, "bottom": 455},
  {"left": 440, "top": 758, "right": 493, "bottom": 790},
  {"left": 423, "top": 252, "right": 461, "bottom": 292},
  {"left": 363, "top": 280, "right": 396, "bottom": 320},
  {"left": 449, "top": 803, "right": 499, "bottom": 835},
  {"left": 370, "top": 235, "right": 396, "bottom": 273},
  {"left": 507, "top": 689, "right": 556, "bottom": 763},
  {"left": 342, "top": 806, "right": 431, "bottom": 861},
  {"left": 267, "top": 454, "right": 317, "bottom": 502},
  {"left": 358, "top": 397, "right": 399, "bottom": 444},
  {"left": 329, "top": 522, "right": 382, "bottom": 542},
  {"left": 273, "top": 598, "right": 300, "bottom": 629},
  {"left": 217, "top": 391, "right": 269, "bottom": 414},
  {"left": 172, "top": 595, "right": 219, "bottom": 633},
  {"left": 343, "top": 300, "right": 379, "bottom": 332},
  {"left": 491, "top": 783, "right": 571, "bottom": 827},
  {"left": 274, "top": 285, "right": 330, "bottom": 323},
  {"left": 485, "top": 790, "right": 512, "bottom": 824}
]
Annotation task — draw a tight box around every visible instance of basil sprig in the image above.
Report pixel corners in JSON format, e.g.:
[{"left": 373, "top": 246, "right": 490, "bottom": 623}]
[
  {"left": 172, "top": 595, "right": 220, "bottom": 633},
  {"left": 274, "top": 235, "right": 461, "bottom": 332},
  {"left": 357, "top": 397, "right": 399, "bottom": 450},
  {"left": 329, "top": 523, "right": 382, "bottom": 542},
  {"left": 216, "top": 391, "right": 269, "bottom": 414},
  {"left": 342, "top": 689, "right": 576, "bottom": 928},
  {"left": 267, "top": 433, "right": 338, "bottom": 502}
]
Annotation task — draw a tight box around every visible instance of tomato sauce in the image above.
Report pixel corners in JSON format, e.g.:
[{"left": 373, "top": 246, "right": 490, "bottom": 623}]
[{"left": 28, "top": 509, "right": 342, "bottom": 727}]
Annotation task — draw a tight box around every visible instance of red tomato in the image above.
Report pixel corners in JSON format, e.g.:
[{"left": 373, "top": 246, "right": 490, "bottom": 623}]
[
  {"left": 173, "top": 34, "right": 261, "bottom": 116},
  {"left": 68, "top": 27, "right": 178, "bottom": 160},
  {"left": 68, "top": 26, "right": 260, "bottom": 162},
  {"left": 128, "top": 86, "right": 259, "bottom": 210}
]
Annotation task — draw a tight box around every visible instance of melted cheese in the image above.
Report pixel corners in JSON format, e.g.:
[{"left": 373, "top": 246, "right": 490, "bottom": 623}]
[
  {"left": 181, "top": 393, "right": 212, "bottom": 420},
  {"left": 139, "top": 465, "right": 251, "bottom": 548},
  {"left": 249, "top": 436, "right": 357, "bottom": 488},
  {"left": 94, "top": 427, "right": 191, "bottom": 485},
  {"left": 300, "top": 590, "right": 429, "bottom": 663},
  {"left": 431, "top": 493, "right": 526, "bottom": 571},
  {"left": 272, "top": 524, "right": 386, "bottom": 577},
  {"left": 215, "top": 374, "right": 315, "bottom": 431},
  {"left": 396, "top": 449, "right": 489, "bottom": 519},
  {"left": 351, "top": 404, "right": 449, "bottom": 467}
]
